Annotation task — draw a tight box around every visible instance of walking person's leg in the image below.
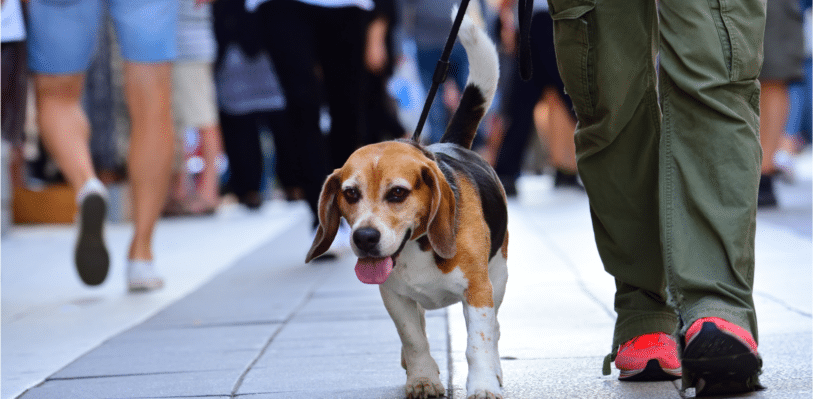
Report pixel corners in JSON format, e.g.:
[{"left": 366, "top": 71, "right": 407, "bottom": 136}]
[
  {"left": 257, "top": 0, "right": 331, "bottom": 224},
  {"left": 34, "top": 75, "right": 96, "bottom": 191},
  {"left": 122, "top": 62, "right": 175, "bottom": 264},
  {"left": 110, "top": 0, "right": 178, "bottom": 291},
  {"left": 548, "top": 0, "right": 679, "bottom": 380},
  {"left": 219, "top": 111, "right": 264, "bottom": 206},
  {"left": 28, "top": 0, "right": 111, "bottom": 285},
  {"left": 316, "top": 6, "right": 369, "bottom": 169},
  {"left": 35, "top": 73, "right": 111, "bottom": 286},
  {"left": 659, "top": 0, "right": 765, "bottom": 393}
]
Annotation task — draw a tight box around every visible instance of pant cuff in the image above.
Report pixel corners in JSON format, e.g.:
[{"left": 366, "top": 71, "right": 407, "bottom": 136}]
[{"left": 612, "top": 312, "right": 679, "bottom": 351}]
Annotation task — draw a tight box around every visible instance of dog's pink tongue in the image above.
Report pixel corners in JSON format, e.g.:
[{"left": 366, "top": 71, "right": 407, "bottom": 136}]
[{"left": 355, "top": 257, "right": 393, "bottom": 284}]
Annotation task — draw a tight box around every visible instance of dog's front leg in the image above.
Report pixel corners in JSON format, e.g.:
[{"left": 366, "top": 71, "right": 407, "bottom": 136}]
[
  {"left": 380, "top": 285, "right": 445, "bottom": 399},
  {"left": 462, "top": 297, "right": 503, "bottom": 399}
]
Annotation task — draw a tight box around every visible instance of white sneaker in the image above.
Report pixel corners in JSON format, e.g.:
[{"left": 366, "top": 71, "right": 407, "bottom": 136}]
[
  {"left": 75, "top": 178, "right": 110, "bottom": 286},
  {"left": 774, "top": 149, "right": 796, "bottom": 184},
  {"left": 127, "top": 260, "right": 164, "bottom": 292}
]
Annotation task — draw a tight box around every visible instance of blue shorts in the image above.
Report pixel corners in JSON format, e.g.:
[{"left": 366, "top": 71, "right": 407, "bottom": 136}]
[{"left": 27, "top": 0, "right": 178, "bottom": 74}]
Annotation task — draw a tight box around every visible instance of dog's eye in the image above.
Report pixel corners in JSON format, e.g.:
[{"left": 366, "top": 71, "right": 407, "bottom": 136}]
[
  {"left": 343, "top": 188, "right": 361, "bottom": 204},
  {"left": 386, "top": 187, "right": 410, "bottom": 203}
]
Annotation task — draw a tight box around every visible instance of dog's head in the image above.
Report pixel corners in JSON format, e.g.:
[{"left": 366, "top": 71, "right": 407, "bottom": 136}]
[{"left": 305, "top": 141, "right": 457, "bottom": 266}]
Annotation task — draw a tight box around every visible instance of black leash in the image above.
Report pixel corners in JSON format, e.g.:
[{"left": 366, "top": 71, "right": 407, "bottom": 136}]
[
  {"left": 410, "top": 0, "right": 472, "bottom": 142},
  {"left": 410, "top": 0, "right": 534, "bottom": 143}
]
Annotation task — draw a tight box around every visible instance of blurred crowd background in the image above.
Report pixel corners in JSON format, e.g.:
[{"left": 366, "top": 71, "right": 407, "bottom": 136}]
[{"left": 1, "top": 0, "right": 811, "bottom": 232}]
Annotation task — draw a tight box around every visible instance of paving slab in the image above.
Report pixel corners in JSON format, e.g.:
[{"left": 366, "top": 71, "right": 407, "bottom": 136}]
[
  {"left": 16, "top": 216, "right": 321, "bottom": 398},
  {"left": 2, "top": 201, "right": 308, "bottom": 399},
  {"left": 19, "top": 370, "right": 238, "bottom": 399},
  {"left": 50, "top": 324, "right": 280, "bottom": 379},
  {"left": 237, "top": 253, "right": 450, "bottom": 397}
]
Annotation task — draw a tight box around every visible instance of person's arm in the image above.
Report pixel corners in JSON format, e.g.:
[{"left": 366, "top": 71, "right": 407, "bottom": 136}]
[{"left": 365, "top": 16, "right": 389, "bottom": 74}]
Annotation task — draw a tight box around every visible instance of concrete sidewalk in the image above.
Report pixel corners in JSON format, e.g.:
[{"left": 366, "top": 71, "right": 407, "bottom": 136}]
[{"left": 3, "top": 161, "right": 811, "bottom": 398}]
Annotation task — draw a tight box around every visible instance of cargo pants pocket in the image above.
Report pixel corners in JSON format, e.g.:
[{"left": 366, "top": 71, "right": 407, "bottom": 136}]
[{"left": 548, "top": 0, "right": 597, "bottom": 119}]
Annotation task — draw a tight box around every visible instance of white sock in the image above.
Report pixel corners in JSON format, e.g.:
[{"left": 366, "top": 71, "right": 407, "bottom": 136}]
[{"left": 76, "top": 178, "right": 107, "bottom": 205}]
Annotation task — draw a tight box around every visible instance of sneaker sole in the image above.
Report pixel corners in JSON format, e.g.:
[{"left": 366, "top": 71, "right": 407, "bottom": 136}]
[
  {"left": 74, "top": 194, "right": 110, "bottom": 286},
  {"left": 619, "top": 359, "right": 681, "bottom": 382},
  {"left": 128, "top": 280, "right": 164, "bottom": 293},
  {"left": 682, "top": 322, "right": 764, "bottom": 396}
]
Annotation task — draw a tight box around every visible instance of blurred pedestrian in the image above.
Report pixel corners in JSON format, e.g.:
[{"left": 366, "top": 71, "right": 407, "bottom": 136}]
[
  {"left": 493, "top": 0, "right": 581, "bottom": 196},
  {"left": 166, "top": 0, "right": 224, "bottom": 216},
  {"left": 212, "top": 0, "right": 294, "bottom": 209},
  {"left": 250, "top": 0, "right": 372, "bottom": 250},
  {"left": 548, "top": 0, "right": 765, "bottom": 394},
  {"left": 2, "top": 0, "right": 28, "bottom": 189},
  {"left": 782, "top": 2, "right": 812, "bottom": 154},
  {"left": 757, "top": 0, "right": 806, "bottom": 208},
  {"left": 362, "top": 0, "right": 406, "bottom": 144},
  {"left": 27, "top": 0, "right": 178, "bottom": 291}
]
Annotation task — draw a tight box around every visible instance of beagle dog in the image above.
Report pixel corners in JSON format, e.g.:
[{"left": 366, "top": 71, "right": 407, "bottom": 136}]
[{"left": 306, "top": 11, "right": 506, "bottom": 399}]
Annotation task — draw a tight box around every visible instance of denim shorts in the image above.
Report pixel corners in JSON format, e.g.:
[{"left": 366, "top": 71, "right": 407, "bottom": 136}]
[{"left": 27, "top": 0, "right": 178, "bottom": 74}]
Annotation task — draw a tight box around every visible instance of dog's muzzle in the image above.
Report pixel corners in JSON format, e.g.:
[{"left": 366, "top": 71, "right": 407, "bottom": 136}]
[{"left": 353, "top": 229, "right": 411, "bottom": 285}]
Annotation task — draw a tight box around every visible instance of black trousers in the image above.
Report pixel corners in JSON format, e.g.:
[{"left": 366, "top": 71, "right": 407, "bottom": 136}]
[
  {"left": 1, "top": 41, "right": 27, "bottom": 146},
  {"left": 220, "top": 110, "right": 300, "bottom": 198},
  {"left": 256, "top": 0, "right": 369, "bottom": 222}
]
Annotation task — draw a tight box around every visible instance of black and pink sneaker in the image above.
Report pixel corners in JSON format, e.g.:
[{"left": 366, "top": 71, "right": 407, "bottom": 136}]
[
  {"left": 616, "top": 332, "right": 682, "bottom": 381},
  {"left": 682, "top": 317, "right": 764, "bottom": 396}
]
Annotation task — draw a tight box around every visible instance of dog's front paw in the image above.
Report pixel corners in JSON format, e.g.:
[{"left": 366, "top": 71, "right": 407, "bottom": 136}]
[
  {"left": 405, "top": 376, "right": 445, "bottom": 399},
  {"left": 466, "top": 389, "right": 503, "bottom": 399}
]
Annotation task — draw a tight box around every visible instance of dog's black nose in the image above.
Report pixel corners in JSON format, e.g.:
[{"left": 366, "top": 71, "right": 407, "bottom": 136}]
[{"left": 353, "top": 228, "right": 381, "bottom": 253}]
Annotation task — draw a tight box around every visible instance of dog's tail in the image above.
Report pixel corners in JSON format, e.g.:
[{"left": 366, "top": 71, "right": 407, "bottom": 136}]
[{"left": 439, "top": 7, "right": 499, "bottom": 150}]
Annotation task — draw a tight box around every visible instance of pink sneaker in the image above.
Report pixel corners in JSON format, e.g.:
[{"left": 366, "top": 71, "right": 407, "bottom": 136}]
[
  {"left": 682, "top": 317, "right": 763, "bottom": 396},
  {"left": 615, "top": 332, "right": 681, "bottom": 381}
]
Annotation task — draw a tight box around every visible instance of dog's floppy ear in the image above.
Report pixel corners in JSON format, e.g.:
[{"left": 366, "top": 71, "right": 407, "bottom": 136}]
[
  {"left": 305, "top": 171, "right": 342, "bottom": 262},
  {"left": 422, "top": 164, "right": 457, "bottom": 259}
]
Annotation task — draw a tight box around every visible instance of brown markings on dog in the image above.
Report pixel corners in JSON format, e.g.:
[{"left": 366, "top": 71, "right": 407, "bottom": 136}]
[
  {"left": 501, "top": 231, "right": 509, "bottom": 259},
  {"left": 434, "top": 174, "right": 494, "bottom": 309}
]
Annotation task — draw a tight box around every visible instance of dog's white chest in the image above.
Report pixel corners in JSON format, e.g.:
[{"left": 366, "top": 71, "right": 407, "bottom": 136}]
[{"left": 383, "top": 241, "right": 468, "bottom": 310}]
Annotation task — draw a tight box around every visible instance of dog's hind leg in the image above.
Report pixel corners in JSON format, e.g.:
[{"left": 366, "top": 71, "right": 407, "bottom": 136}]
[{"left": 380, "top": 285, "right": 445, "bottom": 399}]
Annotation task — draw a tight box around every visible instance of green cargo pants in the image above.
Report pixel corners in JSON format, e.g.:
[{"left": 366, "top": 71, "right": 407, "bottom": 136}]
[{"left": 547, "top": 0, "right": 766, "bottom": 359}]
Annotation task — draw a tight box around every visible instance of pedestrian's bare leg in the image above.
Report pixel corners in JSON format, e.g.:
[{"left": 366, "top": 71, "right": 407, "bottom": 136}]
[
  {"left": 34, "top": 73, "right": 96, "bottom": 189},
  {"left": 540, "top": 87, "right": 577, "bottom": 174},
  {"left": 197, "top": 123, "right": 223, "bottom": 208},
  {"left": 759, "top": 80, "right": 789, "bottom": 175},
  {"left": 123, "top": 62, "right": 174, "bottom": 261}
]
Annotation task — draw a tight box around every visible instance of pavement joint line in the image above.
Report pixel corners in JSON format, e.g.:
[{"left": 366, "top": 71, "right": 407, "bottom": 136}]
[
  {"left": 45, "top": 369, "right": 230, "bottom": 382},
  {"left": 228, "top": 272, "right": 332, "bottom": 398},
  {"left": 154, "top": 396, "right": 231, "bottom": 398},
  {"left": 754, "top": 291, "right": 813, "bottom": 318},
  {"left": 145, "top": 320, "right": 288, "bottom": 330},
  {"left": 519, "top": 210, "right": 615, "bottom": 319},
  {"left": 291, "top": 313, "right": 445, "bottom": 323}
]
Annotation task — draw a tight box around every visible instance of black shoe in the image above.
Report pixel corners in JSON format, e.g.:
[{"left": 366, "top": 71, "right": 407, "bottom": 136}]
[
  {"left": 239, "top": 191, "right": 263, "bottom": 210},
  {"left": 74, "top": 193, "right": 110, "bottom": 286},
  {"left": 757, "top": 174, "right": 778, "bottom": 208},
  {"left": 553, "top": 170, "right": 584, "bottom": 190}
]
